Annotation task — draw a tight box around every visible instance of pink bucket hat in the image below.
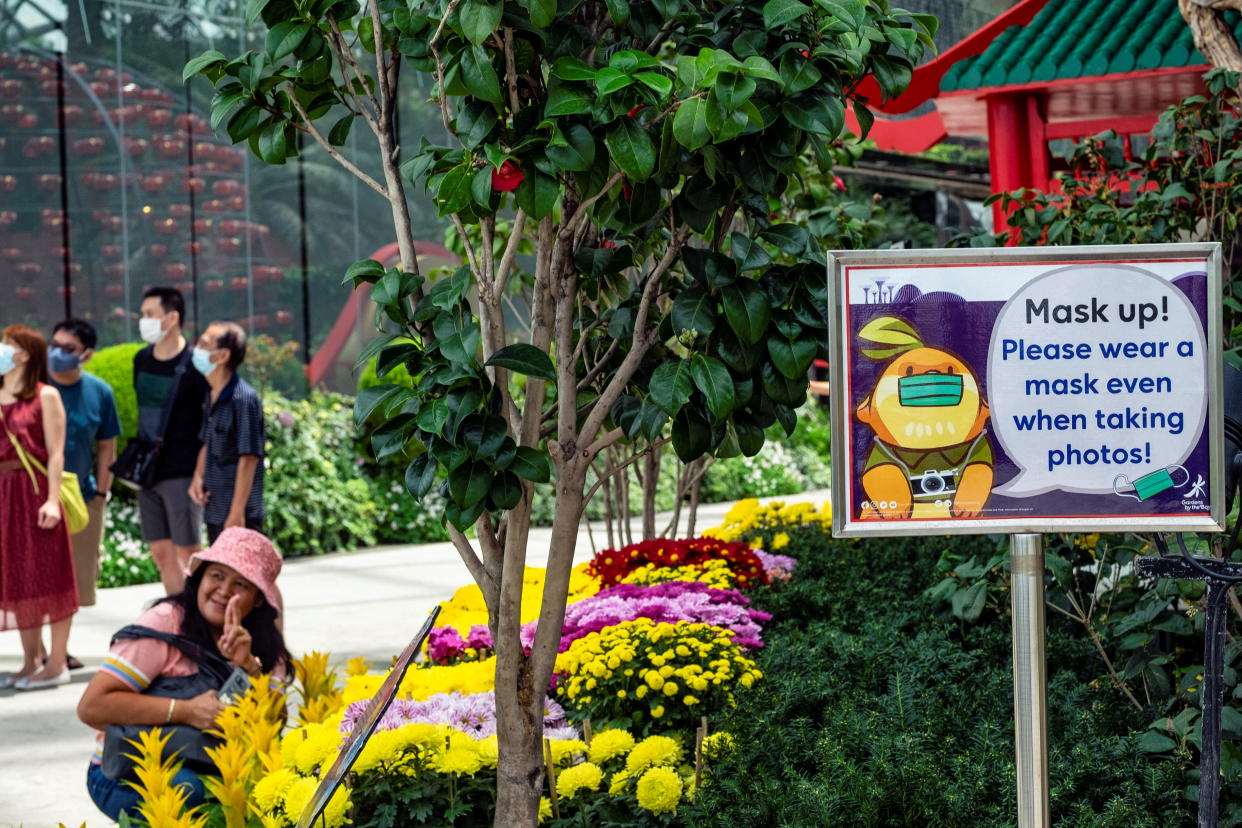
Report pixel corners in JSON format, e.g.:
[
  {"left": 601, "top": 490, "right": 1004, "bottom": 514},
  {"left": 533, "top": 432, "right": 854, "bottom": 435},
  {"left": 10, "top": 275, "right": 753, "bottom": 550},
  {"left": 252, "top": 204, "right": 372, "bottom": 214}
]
[{"left": 188, "top": 527, "right": 283, "bottom": 614}]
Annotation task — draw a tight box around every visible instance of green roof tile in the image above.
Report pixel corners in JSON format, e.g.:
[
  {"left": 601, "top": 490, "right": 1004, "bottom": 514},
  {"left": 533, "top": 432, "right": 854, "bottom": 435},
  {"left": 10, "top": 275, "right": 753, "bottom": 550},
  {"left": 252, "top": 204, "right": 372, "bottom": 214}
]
[{"left": 944, "top": 0, "right": 1207, "bottom": 92}]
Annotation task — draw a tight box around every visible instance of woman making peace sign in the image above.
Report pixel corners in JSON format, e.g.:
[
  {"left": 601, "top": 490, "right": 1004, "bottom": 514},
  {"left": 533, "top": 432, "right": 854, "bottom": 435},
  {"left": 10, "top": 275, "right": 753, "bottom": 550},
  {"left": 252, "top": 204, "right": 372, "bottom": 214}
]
[{"left": 77, "top": 527, "right": 290, "bottom": 821}]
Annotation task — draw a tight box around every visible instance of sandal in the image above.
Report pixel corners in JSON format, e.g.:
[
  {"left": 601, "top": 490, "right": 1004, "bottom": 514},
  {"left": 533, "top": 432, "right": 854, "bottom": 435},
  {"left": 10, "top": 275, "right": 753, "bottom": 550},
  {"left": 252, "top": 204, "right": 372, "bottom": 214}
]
[{"left": 67, "top": 654, "right": 84, "bottom": 671}]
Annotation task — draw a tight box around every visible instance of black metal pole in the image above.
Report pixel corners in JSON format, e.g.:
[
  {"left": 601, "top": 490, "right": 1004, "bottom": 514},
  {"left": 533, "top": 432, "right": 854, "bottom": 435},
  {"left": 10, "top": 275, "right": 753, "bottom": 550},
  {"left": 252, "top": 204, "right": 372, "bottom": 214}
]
[
  {"left": 55, "top": 53, "right": 73, "bottom": 319},
  {"left": 297, "top": 135, "right": 310, "bottom": 366},
  {"left": 1198, "top": 579, "right": 1230, "bottom": 828}
]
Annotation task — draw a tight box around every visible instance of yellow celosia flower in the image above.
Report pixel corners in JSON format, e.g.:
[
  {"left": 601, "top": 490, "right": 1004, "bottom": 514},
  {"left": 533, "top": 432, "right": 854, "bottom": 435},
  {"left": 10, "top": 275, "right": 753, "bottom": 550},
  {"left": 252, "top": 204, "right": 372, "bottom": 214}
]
[
  {"left": 625, "top": 735, "right": 682, "bottom": 774},
  {"left": 556, "top": 761, "right": 603, "bottom": 798},
  {"left": 636, "top": 765, "right": 683, "bottom": 814},
  {"left": 345, "top": 656, "right": 371, "bottom": 676},
  {"left": 587, "top": 729, "right": 634, "bottom": 765}
]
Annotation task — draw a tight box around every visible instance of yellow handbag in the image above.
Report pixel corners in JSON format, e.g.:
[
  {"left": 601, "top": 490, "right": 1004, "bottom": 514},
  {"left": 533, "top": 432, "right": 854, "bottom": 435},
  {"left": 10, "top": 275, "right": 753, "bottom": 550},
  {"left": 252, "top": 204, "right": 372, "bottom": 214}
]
[{"left": 1, "top": 405, "right": 90, "bottom": 534}]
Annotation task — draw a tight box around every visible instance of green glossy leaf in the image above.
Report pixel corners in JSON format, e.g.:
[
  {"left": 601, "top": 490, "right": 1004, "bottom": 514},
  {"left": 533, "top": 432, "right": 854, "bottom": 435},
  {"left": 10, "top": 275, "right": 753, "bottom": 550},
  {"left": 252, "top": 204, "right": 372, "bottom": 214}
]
[
  {"left": 649, "top": 360, "right": 693, "bottom": 413},
  {"left": 782, "top": 95, "right": 845, "bottom": 136},
  {"left": 460, "top": 45, "right": 502, "bottom": 103},
  {"left": 682, "top": 247, "right": 736, "bottom": 288},
  {"left": 490, "top": 470, "right": 522, "bottom": 510},
  {"left": 730, "top": 233, "right": 771, "bottom": 272},
  {"left": 672, "top": 98, "right": 711, "bottom": 151},
  {"left": 405, "top": 454, "right": 438, "bottom": 498},
  {"left": 595, "top": 67, "right": 635, "bottom": 97},
  {"left": 184, "top": 50, "right": 227, "bottom": 81},
  {"left": 760, "top": 223, "right": 809, "bottom": 255},
  {"left": 762, "top": 0, "right": 810, "bottom": 29},
  {"left": 604, "top": 0, "right": 630, "bottom": 27},
  {"left": 606, "top": 119, "right": 656, "bottom": 181},
  {"left": 227, "top": 105, "right": 264, "bottom": 143},
  {"left": 544, "top": 123, "right": 596, "bottom": 171},
  {"left": 733, "top": 414, "right": 764, "bottom": 456},
  {"left": 722, "top": 280, "right": 771, "bottom": 345},
  {"left": 544, "top": 83, "right": 592, "bottom": 117},
  {"left": 371, "top": 413, "right": 417, "bottom": 460},
  {"left": 518, "top": 0, "right": 556, "bottom": 27},
  {"left": 551, "top": 57, "right": 597, "bottom": 81},
  {"left": 768, "top": 335, "right": 817, "bottom": 378},
  {"left": 671, "top": 286, "right": 715, "bottom": 336},
  {"left": 690, "top": 354, "right": 734, "bottom": 419},
  {"left": 671, "top": 407, "right": 710, "bottom": 462},
  {"left": 450, "top": 461, "right": 492, "bottom": 509},
  {"left": 461, "top": 414, "right": 508, "bottom": 457},
  {"left": 822, "top": 0, "right": 865, "bottom": 29},
  {"left": 485, "top": 343, "right": 556, "bottom": 381},
  {"left": 510, "top": 446, "right": 552, "bottom": 483},
  {"left": 635, "top": 72, "right": 673, "bottom": 98},
  {"left": 869, "top": 54, "right": 913, "bottom": 101},
  {"left": 459, "top": 0, "right": 502, "bottom": 45},
  {"left": 266, "top": 21, "right": 312, "bottom": 61},
  {"left": 455, "top": 102, "right": 497, "bottom": 149},
  {"left": 258, "top": 121, "right": 288, "bottom": 165},
  {"left": 327, "top": 114, "right": 354, "bottom": 147},
  {"left": 354, "top": 384, "right": 403, "bottom": 425},
  {"left": 417, "top": 397, "right": 450, "bottom": 433},
  {"left": 435, "top": 163, "right": 474, "bottom": 215},
  {"left": 714, "top": 71, "right": 756, "bottom": 110},
  {"left": 514, "top": 171, "right": 560, "bottom": 219},
  {"left": 471, "top": 165, "right": 494, "bottom": 207},
  {"left": 778, "top": 51, "right": 821, "bottom": 95},
  {"left": 739, "top": 55, "right": 781, "bottom": 84}
]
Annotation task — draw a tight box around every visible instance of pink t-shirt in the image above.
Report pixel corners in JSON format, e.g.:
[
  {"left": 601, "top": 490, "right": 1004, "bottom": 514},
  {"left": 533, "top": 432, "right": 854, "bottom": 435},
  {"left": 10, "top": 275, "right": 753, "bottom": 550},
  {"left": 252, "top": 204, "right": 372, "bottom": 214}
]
[{"left": 90, "top": 602, "right": 199, "bottom": 763}]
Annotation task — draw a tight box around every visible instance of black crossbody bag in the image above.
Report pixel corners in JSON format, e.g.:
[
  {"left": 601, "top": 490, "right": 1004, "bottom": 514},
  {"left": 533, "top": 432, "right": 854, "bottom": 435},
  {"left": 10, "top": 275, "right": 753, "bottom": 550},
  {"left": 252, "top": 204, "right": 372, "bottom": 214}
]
[
  {"left": 99, "top": 624, "right": 234, "bottom": 781},
  {"left": 111, "top": 347, "right": 192, "bottom": 490}
]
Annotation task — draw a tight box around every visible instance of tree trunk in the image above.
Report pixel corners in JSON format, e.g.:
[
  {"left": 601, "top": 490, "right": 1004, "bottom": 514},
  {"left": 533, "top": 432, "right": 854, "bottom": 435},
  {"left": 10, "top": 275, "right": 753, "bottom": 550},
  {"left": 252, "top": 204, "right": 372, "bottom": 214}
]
[
  {"left": 641, "top": 443, "right": 661, "bottom": 539},
  {"left": 686, "top": 459, "right": 707, "bottom": 538},
  {"left": 492, "top": 657, "right": 543, "bottom": 828},
  {"left": 1180, "top": 0, "right": 1242, "bottom": 70}
]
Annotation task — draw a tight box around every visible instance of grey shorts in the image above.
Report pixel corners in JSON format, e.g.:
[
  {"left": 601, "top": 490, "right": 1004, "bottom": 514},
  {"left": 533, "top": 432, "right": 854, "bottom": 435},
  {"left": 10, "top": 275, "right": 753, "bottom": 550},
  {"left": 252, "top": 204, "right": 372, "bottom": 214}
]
[{"left": 138, "top": 477, "right": 203, "bottom": 547}]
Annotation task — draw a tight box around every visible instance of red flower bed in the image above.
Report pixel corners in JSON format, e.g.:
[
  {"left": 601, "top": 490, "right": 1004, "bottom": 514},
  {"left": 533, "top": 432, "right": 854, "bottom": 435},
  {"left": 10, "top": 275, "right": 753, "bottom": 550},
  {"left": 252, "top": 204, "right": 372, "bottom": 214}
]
[{"left": 587, "top": 537, "right": 769, "bottom": 589}]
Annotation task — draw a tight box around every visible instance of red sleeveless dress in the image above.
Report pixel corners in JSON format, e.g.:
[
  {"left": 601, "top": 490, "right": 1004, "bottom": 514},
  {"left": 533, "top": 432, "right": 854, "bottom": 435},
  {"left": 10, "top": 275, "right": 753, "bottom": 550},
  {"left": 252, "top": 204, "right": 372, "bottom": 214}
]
[{"left": 0, "top": 386, "right": 78, "bottom": 630}]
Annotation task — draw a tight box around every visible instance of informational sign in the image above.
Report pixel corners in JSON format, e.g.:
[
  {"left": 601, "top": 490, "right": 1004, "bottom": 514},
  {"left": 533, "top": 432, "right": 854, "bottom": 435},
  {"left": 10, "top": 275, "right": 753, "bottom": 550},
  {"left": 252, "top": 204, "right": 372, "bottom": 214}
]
[{"left": 828, "top": 244, "right": 1224, "bottom": 537}]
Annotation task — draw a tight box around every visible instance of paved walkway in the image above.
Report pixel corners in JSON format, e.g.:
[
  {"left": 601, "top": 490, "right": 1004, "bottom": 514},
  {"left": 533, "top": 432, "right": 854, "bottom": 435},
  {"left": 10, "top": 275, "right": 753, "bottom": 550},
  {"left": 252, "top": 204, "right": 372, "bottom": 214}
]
[{"left": 0, "top": 490, "right": 830, "bottom": 827}]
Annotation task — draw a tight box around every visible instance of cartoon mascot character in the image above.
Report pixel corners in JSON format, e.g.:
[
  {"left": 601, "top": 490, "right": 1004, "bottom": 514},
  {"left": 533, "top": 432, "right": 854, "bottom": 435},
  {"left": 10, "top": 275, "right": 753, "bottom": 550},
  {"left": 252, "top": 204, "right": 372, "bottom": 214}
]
[{"left": 855, "top": 316, "right": 994, "bottom": 520}]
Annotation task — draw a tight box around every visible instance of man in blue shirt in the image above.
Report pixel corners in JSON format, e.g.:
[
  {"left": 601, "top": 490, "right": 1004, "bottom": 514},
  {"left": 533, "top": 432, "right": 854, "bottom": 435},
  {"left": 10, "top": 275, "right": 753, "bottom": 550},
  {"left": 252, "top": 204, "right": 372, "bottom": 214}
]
[
  {"left": 48, "top": 318, "right": 121, "bottom": 613},
  {"left": 187, "top": 321, "right": 266, "bottom": 545}
]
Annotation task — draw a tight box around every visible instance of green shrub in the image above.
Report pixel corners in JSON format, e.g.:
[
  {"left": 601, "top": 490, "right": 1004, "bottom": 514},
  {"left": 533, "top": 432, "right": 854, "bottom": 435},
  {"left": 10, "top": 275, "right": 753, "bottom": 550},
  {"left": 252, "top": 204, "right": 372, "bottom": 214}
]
[
  {"left": 85, "top": 342, "right": 143, "bottom": 443},
  {"left": 688, "top": 533, "right": 1192, "bottom": 827}
]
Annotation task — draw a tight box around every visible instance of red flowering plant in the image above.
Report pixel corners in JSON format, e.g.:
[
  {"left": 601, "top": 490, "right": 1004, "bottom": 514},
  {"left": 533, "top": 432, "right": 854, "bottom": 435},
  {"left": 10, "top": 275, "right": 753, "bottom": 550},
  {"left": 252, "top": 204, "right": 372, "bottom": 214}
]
[
  {"left": 588, "top": 536, "right": 769, "bottom": 589},
  {"left": 490, "top": 160, "right": 524, "bottom": 192}
]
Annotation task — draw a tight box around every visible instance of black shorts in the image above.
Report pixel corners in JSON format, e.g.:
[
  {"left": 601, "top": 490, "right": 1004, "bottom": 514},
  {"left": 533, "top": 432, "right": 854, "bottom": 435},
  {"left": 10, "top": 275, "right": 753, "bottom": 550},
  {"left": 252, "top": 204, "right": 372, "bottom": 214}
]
[{"left": 205, "top": 517, "right": 265, "bottom": 546}]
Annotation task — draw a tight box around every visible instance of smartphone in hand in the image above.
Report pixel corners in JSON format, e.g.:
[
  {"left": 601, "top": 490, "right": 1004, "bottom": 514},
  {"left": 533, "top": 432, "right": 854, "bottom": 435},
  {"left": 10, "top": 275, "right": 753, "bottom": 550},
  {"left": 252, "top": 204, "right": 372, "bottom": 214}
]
[{"left": 218, "top": 667, "right": 253, "bottom": 704}]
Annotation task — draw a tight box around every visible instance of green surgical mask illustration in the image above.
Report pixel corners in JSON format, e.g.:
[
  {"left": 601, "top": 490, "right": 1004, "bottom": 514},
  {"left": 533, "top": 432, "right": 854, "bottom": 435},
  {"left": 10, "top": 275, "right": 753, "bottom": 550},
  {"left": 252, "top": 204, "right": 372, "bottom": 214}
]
[
  {"left": 897, "top": 372, "right": 963, "bottom": 407},
  {"left": 1113, "top": 465, "right": 1190, "bottom": 501}
]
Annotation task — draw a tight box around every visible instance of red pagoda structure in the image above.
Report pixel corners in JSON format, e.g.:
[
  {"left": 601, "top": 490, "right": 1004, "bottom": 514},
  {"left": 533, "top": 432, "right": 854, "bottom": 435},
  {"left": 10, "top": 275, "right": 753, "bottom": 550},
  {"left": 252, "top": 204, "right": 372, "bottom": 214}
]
[{"left": 850, "top": 0, "right": 1242, "bottom": 226}]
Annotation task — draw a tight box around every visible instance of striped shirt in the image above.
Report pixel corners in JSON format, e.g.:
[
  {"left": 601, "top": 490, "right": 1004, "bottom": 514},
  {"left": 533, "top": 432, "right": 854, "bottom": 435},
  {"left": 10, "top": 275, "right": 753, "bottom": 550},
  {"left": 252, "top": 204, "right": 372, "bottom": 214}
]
[{"left": 198, "top": 374, "right": 266, "bottom": 525}]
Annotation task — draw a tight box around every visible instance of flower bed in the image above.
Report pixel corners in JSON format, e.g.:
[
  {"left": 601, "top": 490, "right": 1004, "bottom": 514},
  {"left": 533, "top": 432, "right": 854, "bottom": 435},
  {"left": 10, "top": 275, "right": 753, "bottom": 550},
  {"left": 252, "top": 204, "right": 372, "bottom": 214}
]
[{"left": 123, "top": 499, "right": 825, "bottom": 827}]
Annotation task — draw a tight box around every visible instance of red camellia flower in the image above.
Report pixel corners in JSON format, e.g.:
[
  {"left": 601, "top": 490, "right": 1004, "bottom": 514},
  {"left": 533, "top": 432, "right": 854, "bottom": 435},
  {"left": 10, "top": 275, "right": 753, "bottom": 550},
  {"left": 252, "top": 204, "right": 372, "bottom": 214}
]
[
  {"left": 832, "top": 175, "right": 846, "bottom": 191},
  {"left": 600, "top": 239, "right": 618, "bottom": 250},
  {"left": 491, "top": 160, "right": 524, "bottom": 192}
]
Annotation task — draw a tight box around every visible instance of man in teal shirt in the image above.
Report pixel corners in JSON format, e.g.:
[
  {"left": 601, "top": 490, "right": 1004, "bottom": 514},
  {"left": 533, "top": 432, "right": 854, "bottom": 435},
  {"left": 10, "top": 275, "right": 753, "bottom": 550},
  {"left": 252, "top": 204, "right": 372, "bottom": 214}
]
[{"left": 48, "top": 318, "right": 121, "bottom": 614}]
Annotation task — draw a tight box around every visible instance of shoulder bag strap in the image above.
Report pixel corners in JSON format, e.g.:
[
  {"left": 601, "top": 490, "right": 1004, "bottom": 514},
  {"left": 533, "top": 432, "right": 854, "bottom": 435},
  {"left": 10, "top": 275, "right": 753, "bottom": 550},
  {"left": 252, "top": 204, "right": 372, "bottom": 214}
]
[
  {"left": 112, "top": 623, "right": 234, "bottom": 682},
  {"left": 152, "top": 347, "right": 193, "bottom": 446},
  {"left": 0, "top": 399, "right": 43, "bottom": 494}
]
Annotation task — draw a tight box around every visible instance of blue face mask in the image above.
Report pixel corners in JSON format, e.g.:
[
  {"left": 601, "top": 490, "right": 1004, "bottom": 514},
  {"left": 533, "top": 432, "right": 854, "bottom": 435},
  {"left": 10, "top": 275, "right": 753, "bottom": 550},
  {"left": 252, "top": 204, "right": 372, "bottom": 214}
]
[
  {"left": 192, "top": 347, "right": 219, "bottom": 377},
  {"left": 48, "top": 347, "right": 82, "bottom": 373},
  {"left": 0, "top": 343, "right": 16, "bottom": 376}
]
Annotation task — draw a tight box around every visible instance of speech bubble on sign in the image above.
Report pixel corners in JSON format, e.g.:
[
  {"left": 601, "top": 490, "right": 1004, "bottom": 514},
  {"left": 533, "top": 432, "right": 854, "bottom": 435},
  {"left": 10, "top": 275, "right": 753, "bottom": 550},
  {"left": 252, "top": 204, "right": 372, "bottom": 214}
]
[{"left": 986, "top": 265, "right": 1206, "bottom": 497}]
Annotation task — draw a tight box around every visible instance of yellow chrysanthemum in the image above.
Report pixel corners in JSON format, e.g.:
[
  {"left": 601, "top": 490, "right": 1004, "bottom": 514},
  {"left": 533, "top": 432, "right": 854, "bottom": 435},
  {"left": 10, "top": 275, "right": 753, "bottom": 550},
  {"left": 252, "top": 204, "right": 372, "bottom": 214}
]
[
  {"left": 556, "top": 761, "right": 604, "bottom": 799},
  {"left": 322, "top": 786, "right": 351, "bottom": 828},
  {"left": 626, "top": 735, "right": 682, "bottom": 774},
  {"left": 538, "top": 796, "right": 553, "bottom": 823},
  {"left": 281, "top": 776, "right": 319, "bottom": 821},
  {"left": 636, "top": 765, "right": 683, "bottom": 814},
  {"left": 252, "top": 767, "right": 299, "bottom": 814},
  {"left": 587, "top": 729, "right": 634, "bottom": 765},
  {"left": 549, "top": 738, "right": 587, "bottom": 766},
  {"left": 294, "top": 724, "right": 342, "bottom": 775},
  {"left": 701, "top": 731, "right": 736, "bottom": 760}
]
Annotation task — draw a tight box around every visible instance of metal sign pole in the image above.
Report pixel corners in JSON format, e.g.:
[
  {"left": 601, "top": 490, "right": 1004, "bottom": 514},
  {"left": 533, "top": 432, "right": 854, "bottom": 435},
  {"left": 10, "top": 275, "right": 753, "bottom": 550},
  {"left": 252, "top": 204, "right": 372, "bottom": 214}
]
[{"left": 1010, "top": 533, "right": 1050, "bottom": 828}]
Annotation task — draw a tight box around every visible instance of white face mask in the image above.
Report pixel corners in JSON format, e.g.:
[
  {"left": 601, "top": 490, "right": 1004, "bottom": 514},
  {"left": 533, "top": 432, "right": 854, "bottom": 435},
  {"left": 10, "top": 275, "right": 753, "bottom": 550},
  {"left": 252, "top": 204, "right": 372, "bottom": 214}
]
[
  {"left": 0, "top": 343, "right": 16, "bottom": 376},
  {"left": 139, "top": 315, "right": 169, "bottom": 344}
]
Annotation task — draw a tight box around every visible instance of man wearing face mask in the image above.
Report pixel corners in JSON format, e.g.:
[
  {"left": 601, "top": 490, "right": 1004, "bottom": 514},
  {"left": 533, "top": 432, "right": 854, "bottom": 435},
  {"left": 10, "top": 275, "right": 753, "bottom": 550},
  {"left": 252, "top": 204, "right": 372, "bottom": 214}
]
[
  {"left": 48, "top": 318, "right": 121, "bottom": 621},
  {"left": 133, "top": 288, "right": 210, "bottom": 593},
  {"left": 188, "top": 321, "right": 266, "bottom": 545}
]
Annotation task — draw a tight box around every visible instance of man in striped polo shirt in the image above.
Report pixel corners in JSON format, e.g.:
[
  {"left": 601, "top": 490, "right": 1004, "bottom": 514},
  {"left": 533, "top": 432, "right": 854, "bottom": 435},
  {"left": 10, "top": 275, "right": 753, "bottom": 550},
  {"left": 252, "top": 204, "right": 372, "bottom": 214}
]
[{"left": 187, "top": 321, "right": 266, "bottom": 545}]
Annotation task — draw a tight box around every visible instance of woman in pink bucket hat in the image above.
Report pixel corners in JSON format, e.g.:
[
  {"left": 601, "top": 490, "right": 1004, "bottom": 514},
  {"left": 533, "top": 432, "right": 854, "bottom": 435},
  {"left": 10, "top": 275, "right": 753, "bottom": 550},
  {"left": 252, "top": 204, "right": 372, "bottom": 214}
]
[{"left": 77, "top": 527, "right": 289, "bottom": 822}]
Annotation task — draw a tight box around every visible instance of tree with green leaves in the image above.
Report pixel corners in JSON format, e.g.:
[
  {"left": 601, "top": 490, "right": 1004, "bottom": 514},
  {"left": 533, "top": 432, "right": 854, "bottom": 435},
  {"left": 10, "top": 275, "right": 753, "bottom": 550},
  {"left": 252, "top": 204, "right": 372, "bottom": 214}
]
[{"left": 187, "top": 0, "right": 933, "bottom": 822}]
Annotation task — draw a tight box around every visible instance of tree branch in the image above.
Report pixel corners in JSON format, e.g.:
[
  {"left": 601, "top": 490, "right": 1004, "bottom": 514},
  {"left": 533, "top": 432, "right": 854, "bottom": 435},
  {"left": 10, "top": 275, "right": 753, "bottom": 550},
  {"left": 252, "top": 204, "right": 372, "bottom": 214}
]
[
  {"left": 520, "top": 217, "right": 556, "bottom": 447},
  {"left": 448, "top": 524, "right": 498, "bottom": 610},
  {"left": 579, "top": 223, "right": 690, "bottom": 447},
  {"left": 494, "top": 211, "right": 527, "bottom": 300},
  {"left": 287, "top": 90, "right": 389, "bottom": 198},
  {"left": 559, "top": 171, "right": 625, "bottom": 243},
  {"left": 326, "top": 13, "right": 381, "bottom": 125},
  {"left": 584, "top": 438, "right": 671, "bottom": 504},
  {"left": 576, "top": 335, "right": 619, "bottom": 391}
]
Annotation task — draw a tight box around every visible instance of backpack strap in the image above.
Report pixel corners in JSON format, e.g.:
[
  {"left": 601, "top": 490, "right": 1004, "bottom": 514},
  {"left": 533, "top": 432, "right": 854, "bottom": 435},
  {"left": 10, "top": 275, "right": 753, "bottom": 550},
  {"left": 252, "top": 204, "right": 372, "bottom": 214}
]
[{"left": 111, "top": 623, "right": 234, "bottom": 685}]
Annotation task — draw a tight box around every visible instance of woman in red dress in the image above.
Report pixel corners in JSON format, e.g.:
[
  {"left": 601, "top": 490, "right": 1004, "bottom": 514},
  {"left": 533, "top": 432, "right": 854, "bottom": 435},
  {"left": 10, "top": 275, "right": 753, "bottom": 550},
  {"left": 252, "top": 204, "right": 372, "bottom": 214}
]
[{"left": 0, "top": 324, "right": 79, "bottom": 690}]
